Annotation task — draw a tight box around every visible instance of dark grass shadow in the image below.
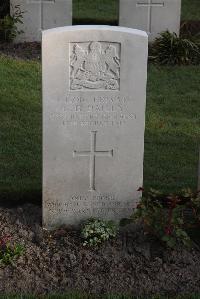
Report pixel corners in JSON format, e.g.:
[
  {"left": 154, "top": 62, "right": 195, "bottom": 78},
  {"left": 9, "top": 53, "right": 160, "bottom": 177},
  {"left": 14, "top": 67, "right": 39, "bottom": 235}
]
[
  {"left": 73, "top": 19, "right": 118, "bottom": 26},
  {"left": 0, "top": 189, "right": 42, "bottom": 208}
]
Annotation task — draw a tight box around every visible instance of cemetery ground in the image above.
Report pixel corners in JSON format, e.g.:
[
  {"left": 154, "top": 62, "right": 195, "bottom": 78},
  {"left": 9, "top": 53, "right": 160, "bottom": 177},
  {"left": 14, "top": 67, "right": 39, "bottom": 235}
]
[
  {"left": 0, "top": 1, "right": 200, "bottom": 298},
  {"left": 0, "top": 54, "right": 200, "bottom": 296}
]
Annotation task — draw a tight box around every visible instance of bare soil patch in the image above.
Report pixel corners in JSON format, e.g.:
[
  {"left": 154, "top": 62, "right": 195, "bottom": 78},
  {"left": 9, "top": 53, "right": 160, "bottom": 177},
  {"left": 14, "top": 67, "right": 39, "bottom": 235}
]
[
  {"left": 0, "top": 204, "right": 200, "bottom": 296},
  {"left": 0, "top": 42, "right": 41, "bottom": 60},
  {"left": 181, "top": 20, "right": 200, "bottom": 36}
]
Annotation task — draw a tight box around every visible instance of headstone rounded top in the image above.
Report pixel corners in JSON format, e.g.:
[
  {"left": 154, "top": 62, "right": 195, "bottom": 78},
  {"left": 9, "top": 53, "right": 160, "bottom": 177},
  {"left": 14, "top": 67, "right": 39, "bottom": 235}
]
[{"left": 42, "top": 25, "right": 148, "bottom": 38}]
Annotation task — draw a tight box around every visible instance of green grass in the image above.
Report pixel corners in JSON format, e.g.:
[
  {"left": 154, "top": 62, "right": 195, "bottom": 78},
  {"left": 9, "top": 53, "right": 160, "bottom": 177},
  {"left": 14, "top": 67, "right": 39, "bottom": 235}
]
[
  {"left": 181, "top": 0, "right": 200, "bottom": 21},
  {"left": 73, "top": 0, "right": 119, "bottom": 25},
  {"left": 144, "top": 64, "right": 200, "bottom": 192},
  {"left": 72, "top": 0, "right": 200, "bottom": 25},
  {"left": 0, "top": 56, "right": 42, "bottom": 203},
  {"left": 0, "top": 56, "right": 199, "bottom": 202}
]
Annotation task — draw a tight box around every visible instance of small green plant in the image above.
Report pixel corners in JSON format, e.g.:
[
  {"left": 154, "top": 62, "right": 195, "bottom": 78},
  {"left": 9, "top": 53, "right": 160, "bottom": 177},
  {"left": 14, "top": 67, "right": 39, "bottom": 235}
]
[
  {"left": 130, "top": 188, "right": 200, "bottom": 248},
  {"left": 0, "top": 235, "right": 25, "bottom": 265},
  {"left": 0, "top": 5, "right": 24, "bottom": 42},
  {"left": 81, "top": 218, "right": 118, "bottom": 247},
  {"left": 150, "top": 30, "right": 200, "bottom": 65}
]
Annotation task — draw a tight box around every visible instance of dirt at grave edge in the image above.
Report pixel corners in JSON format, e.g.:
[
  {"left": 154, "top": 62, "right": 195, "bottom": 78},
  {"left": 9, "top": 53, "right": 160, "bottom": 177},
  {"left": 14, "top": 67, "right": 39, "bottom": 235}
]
[
  {"left": 0, "top": 42, "right": 41, "bottom": 60},
  {"left": 0, "top": 203, "right": 200, "bottom": 295}
]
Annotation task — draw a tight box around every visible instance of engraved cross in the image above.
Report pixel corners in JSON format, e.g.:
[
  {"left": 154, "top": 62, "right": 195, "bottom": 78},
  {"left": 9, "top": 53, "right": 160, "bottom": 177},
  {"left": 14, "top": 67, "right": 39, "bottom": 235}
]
[
  {"left": 73, "top": 131, "right": 113, "bottom": 191},
  {"left": 136, "top": 0, "right": 164, "bottom": 33}
]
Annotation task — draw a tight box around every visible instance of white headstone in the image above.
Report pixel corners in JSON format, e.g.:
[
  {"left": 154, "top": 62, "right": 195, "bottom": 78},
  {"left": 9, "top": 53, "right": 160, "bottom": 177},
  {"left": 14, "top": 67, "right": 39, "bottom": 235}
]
[
  {"left": 119, "top": 0, "right": 181, "bottom": 41},
  {"left": 42, "top": 25, "right": 148, "bottom": 229},
  {"left": 10, "top": 0, "right": 72, "bottom": 42}
]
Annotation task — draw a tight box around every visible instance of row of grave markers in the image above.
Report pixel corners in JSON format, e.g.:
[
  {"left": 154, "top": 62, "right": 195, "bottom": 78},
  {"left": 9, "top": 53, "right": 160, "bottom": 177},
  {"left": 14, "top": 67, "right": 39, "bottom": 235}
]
[{"left": 11, "top": 0, "right": 181, "bottom": 42}]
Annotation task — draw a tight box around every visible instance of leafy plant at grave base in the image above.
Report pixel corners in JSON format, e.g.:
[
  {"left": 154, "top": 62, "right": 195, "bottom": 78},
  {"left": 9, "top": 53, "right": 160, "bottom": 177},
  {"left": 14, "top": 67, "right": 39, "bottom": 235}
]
[
  {"left": 149, "top": 30, "right": 200, "bottom": 65},
  {"left": 128, "top": 188, "right": 200, "bottom": 248},
  {"left": 0, "top": 5, "right": 24, "bottom": 42},
  {"left": 81, "top": 218, "right": 118, "bottom": 247},
  {"left": 0, "top": 235, "right": 25, "bottom": 266}
]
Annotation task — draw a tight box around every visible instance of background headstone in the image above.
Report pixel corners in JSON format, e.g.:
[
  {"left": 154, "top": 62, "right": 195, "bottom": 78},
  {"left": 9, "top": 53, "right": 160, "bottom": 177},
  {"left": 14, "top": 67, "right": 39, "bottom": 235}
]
[
  {"left": 43, "top": 25, "right": 148, "bottom": 229},
  {"left": 119, "top": 0, "right": 181, "bottom": 41},
  {"left": 10, "top": 0, "right": 72, "bottom": 42}
]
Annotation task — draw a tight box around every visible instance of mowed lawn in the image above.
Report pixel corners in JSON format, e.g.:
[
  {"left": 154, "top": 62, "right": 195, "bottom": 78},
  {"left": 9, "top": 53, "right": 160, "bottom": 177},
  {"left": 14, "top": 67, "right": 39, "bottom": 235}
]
[
  {"left": 0, "top": 56, "right": 42, "bottom": 203},
  {"left": 73, "top": 0, "right": 200, "bottom": 25},
  {"left": 145, "top": 65, "right": 200, "bottom": 192},
  {"left": 0, "top": 55, "right": 199, "bottom": 203}
]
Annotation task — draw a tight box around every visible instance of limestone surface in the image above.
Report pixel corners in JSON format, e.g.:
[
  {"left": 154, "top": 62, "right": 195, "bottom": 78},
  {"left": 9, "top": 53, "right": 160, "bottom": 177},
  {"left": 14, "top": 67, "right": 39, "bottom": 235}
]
[{"left": 42, "top": 25, "right": 148, "bottom": 228}]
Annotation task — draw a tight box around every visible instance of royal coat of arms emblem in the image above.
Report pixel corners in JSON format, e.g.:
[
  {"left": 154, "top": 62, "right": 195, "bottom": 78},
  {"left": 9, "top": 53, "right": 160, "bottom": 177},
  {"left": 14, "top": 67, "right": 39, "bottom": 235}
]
[{"left": 70, "top": 41, "right": 120, "bottom": 90}]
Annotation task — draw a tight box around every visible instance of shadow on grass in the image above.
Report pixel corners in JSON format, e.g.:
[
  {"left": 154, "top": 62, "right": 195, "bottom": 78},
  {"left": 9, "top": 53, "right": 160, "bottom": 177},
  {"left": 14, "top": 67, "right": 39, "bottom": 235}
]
[
  {"left": 0, "top": 189, "right": 42, "bottom": 207},
  {"left": 73, "top": 19, "right": 118, "bottom": 26}
]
